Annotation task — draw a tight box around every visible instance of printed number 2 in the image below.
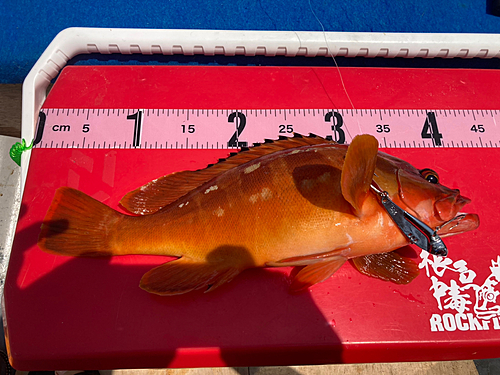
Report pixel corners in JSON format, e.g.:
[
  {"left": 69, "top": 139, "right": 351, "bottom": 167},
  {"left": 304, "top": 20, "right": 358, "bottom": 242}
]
[
  {"left": 421, "top": 112, "right": 443, "bottom": 146},
  {"left": 325, "top": 111, "right": 345, "bottom": 144},
  {"left": 227, "top": 112, "right": 248, "bottom": 147}
]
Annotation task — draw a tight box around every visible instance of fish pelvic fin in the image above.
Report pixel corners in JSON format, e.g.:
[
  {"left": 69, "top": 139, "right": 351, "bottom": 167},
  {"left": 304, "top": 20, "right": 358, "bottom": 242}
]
[
  {"left": 120, "top": 134, "right": 336, "bottom": 215},
  {"left": 341, "top": 134, "right": 379, "bottom": 216},
  {"left": 290, "top": 256, "right": 347, "bottom": 293},
  {"left": 140, "top": 257, "right": 246, "bottom": 296},
  {"left": 38, "top": 187, "right": 121, "bottom": 257},
  {"left": 350, "top": 250, "right": 420, "bottom": 285}
]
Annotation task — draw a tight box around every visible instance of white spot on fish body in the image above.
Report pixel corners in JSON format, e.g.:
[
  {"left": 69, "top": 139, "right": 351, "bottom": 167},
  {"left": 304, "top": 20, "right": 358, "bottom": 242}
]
[
  {"left": 317, "top": 172, "right": 331, "bottom": 183},
  {"left": 345, "top": 233, "right": 353, "bottom": 246},
  {"left": 249, "top": 187, "right": 273, "bottom": 203},
  {"left": 377, "top": 212, "right": 384, "bottom": 227},
  {"left": 300, "top": 179, "right": 315, "bottom": 191},
  {"left": 244, "top": 162, "right": 261, "bottom": 174},
  {"left": 214, "top": 207, "right": 224, "bottom": 217},
  {"left": 260, "top": 187, "right": 273, "bottom": 200},
  {"left": 204, "top": 185, "right": 219, "bottom": 194},
  {"left": 291, "top": 149, "right": 302, "bottom": 155},
  {"left": 178, "top": 203, "right": 185, "bottom": 208}
]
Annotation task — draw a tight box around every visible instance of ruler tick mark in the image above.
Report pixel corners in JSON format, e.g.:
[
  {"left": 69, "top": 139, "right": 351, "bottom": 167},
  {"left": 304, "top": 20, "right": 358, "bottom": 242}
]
[{"left": 38, "top": 107, "right": 500, "bottom": 150}]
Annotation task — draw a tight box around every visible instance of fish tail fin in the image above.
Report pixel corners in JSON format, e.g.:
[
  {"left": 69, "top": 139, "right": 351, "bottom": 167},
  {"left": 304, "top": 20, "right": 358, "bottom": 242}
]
[{"left": 38, "top": 187, "right": 122, "bottom": 257}]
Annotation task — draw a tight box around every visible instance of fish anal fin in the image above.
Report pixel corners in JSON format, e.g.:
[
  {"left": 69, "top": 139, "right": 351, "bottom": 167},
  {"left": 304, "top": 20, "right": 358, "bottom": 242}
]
[
  {"left": 290, "top": 256, "right": 347, "bottom": 293},
  {"left": 350, "top": 250, "right": 420, "bottom": 285},
  {"left": 121, "top": 134, "right": 337, "bottom": 215},
  {"left": 139, "top": 257, "right": 243, "bottom": 296},
  {"left": 341, "top": 134, "right": 379, "bottom": 216}
]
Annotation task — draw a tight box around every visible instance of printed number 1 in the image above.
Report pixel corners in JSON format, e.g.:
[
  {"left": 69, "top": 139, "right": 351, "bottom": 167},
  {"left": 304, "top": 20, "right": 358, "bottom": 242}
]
[
  {"left": 127, "top": 110, "right": 143, "bottom": 147},
  {"left": 421, "top": 112, "right": 443, "bottom": 146}
]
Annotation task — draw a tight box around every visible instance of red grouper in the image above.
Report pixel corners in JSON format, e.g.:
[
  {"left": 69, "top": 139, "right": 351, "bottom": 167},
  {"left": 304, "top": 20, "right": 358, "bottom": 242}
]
[{"left": 38, "top": 134, "right": 479, "bottom": 295}]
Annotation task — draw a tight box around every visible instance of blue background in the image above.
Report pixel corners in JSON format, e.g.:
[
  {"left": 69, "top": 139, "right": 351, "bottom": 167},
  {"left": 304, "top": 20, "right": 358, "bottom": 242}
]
[{"left": 2, "top": 0, "right": 500, "bottom": 83}]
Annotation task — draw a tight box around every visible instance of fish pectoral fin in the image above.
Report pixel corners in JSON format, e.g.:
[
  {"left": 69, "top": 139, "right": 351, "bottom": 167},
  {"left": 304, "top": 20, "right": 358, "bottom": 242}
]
[
  {"left": 341, "top": 134, "right": 379, "bottom": 216},
  {"left": 350, "top": 250, "right": 420, "bottom": 285},
  {"left": 140, "top": 257, "right": 243, "bottom": 296},
  {"left": 290, "top": 256, "right": 347, "bottom": 293}
]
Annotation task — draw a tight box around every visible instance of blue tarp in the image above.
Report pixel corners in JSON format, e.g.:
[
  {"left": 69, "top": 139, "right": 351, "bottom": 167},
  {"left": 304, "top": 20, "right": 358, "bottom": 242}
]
[{"left": 2, "top": 0, "right": 500, "bottom": 83}]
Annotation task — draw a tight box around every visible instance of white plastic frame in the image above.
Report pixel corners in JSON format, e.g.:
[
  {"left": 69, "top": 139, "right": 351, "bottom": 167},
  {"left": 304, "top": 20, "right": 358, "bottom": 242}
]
[{"left": 21, "top": 27, "right": 500, "bottom": 192}]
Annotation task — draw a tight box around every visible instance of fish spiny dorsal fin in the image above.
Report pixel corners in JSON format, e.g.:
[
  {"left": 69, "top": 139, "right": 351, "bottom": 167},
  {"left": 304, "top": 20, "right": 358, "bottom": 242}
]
[
  {"left": 340, "top": 134, "right": 379, "bottom": 217},
  {"left": 120, "top": 134, "right": 336, "bottom": 215}
]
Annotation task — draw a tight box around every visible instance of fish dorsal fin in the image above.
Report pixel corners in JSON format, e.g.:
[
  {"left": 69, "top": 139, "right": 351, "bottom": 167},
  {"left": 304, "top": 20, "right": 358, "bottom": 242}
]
[
  {"left": 120, "top": 134, "right": 336, "bottom": 215},
  {"left": 350, "top": 250, "right": 420, "bottom": 284},
  {"left": 341, "top": 134, "right": 379, "bottom": 216}
]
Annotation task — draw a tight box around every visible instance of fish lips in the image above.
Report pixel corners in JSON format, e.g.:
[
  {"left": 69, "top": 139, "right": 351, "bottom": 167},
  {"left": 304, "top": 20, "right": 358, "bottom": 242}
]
[
  {"left": 434, "top": 191, "right": 469, "bottom": 222},
  {"left": 434, "top": 193, "right": 479, "bottom": 237},
  {"left": 437, "top": 213, "right": 480, "bottom": 237}
]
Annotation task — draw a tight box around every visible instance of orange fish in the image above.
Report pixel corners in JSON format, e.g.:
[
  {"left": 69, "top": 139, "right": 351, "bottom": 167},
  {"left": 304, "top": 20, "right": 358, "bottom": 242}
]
[{"left": 38, "top": 134, "right": 479, "bottom": 295}]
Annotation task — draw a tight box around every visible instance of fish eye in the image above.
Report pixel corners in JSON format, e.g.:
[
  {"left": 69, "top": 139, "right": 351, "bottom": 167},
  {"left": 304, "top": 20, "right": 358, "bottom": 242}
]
[{"left": 419, "top": 168, "right": 439, "bottom": 184}]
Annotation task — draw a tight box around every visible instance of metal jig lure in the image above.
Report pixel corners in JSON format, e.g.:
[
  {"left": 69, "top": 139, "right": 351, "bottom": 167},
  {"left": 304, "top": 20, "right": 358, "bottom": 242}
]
[{"left": 370, "top": 182, "right": 448, "bottom": 257}]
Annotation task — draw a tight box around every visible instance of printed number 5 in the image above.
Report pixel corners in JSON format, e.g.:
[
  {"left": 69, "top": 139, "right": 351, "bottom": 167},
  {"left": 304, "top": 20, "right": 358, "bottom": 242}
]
[{"left": 82, "top": 124, "right": 90, "bottom": 133}]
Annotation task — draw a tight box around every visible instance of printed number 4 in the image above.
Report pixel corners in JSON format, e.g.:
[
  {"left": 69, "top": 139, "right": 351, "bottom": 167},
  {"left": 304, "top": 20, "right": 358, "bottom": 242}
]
[{"left": 421, "top": 112, "right": 443, "bottom": 146}]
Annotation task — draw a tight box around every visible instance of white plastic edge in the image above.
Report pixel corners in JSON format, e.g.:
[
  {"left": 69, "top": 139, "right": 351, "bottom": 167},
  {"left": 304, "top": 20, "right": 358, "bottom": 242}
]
[{"left": 20, "top": 27, "right": 500, "bottom": 193}]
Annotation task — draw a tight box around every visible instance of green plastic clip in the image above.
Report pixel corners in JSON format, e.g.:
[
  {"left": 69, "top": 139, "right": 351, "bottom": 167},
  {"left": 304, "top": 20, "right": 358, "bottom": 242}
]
[{"left": 10, "top": 139, "right": 33, "bottom": 167}]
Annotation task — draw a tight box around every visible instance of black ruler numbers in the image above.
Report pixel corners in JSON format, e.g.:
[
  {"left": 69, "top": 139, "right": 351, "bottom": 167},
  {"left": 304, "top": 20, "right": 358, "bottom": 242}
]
[{"left": 33, "top": 109, "right": 488, "bottom": 148}]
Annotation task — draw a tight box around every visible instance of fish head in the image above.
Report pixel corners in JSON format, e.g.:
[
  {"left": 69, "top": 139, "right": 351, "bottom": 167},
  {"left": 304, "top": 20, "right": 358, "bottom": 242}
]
[{"left": 373, "top": 152, "right": 479, "bottom": 237}]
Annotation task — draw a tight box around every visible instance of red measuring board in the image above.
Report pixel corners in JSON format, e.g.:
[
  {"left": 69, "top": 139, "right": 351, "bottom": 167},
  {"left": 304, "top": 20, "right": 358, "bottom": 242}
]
[{"left": 4, "top": 65, "right": 500, "bottom": 370}]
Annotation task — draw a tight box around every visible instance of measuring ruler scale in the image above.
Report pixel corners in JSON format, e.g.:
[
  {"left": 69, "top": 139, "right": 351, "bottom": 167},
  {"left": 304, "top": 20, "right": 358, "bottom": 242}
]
[{"left": 34, "top": 108, "right": 500, "bottom": 150}]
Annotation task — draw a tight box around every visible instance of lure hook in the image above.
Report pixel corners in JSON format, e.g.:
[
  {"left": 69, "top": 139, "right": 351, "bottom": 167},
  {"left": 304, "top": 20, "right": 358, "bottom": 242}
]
[{"left": 370, "top": 181, "right": 448, "bottom": 257}]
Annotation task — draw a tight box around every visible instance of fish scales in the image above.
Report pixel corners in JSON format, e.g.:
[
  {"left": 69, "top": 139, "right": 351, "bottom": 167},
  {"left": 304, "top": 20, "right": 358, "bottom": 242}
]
[
  {"left": 38, "top": 135, "right": 479, "bottom": 295},
  {"left": 112, "top": 143, "right": 396, "bottom": 265}
]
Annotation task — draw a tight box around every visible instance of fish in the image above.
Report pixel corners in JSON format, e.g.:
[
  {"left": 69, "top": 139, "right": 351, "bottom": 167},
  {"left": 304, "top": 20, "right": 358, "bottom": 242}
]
[{"left": 38, "top": 134, "right": 479, "bottom": 296}]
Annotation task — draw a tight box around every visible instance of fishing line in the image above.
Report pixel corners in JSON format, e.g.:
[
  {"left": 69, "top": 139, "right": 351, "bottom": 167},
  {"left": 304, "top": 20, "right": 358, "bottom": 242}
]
[{"left": 307, "top": 0, "right": 363, "bottom": 139}]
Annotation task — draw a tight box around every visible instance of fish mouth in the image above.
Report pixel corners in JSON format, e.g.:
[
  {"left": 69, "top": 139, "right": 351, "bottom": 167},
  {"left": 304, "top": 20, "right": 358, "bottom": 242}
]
[
  {"left": 434, "top": 192, "right": 470, "bottom": 222},
  {"left": 436, "top": 212, "right": 480, "bottom": 237}
]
